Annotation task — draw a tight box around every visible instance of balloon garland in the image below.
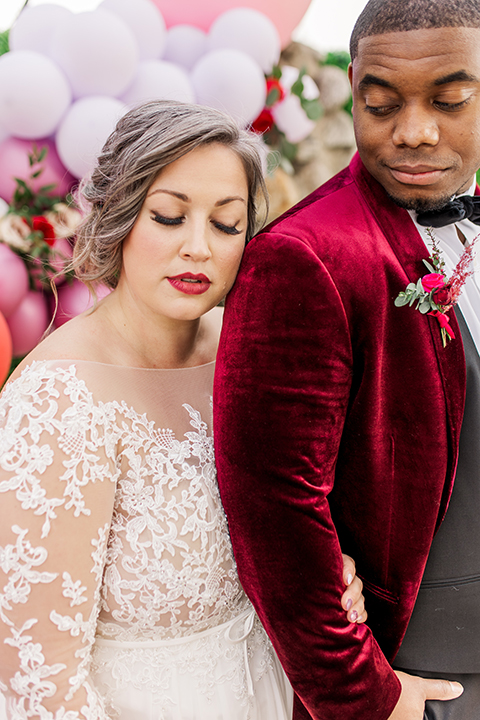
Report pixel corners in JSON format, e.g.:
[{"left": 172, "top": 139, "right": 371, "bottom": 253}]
[{"left": 0, "top": 0, "right": 320, "bottom": 377}]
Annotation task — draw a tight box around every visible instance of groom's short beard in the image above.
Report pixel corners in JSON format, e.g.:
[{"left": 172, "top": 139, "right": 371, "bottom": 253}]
[{"left": 386, "top": 191, "right": 453, "bottom": 214}]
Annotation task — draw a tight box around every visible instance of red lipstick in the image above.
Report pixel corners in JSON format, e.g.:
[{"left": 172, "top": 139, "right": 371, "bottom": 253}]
[{"left": 167, "top": 272, "right": 211, "bottom": 295}]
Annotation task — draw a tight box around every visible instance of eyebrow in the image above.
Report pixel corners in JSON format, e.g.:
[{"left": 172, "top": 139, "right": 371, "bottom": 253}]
[
  {"left": 433, "top": 70, "right": 479, "bottom": 86},
  {"left": 358, "top": 74, "right": 394, "bottom": 90},
  {"left": 358, "top": 70, "right": 479, "bottom": 91},
  {"left": 147, "top": 189, "right": 189, "bottom": 201},
  {"left": 147, "top": 189, "right": 246, "bottom": 206},
  {"left": 215, "top": 196, "right": 246, "bottom": 207}
]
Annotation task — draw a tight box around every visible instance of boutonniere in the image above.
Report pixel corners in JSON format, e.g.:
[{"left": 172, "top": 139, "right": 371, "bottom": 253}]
[{"left": 395, "top": 228, "right": 478, "bottom": 347}]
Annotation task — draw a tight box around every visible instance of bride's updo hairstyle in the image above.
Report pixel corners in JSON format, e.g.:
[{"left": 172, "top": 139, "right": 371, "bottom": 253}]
[{"left": 73, "top": 100, "right": 268, "bottom": 291}]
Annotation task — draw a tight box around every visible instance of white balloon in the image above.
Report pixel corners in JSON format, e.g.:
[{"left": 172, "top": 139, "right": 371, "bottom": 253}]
[
  {"left": 280, "top": 65, "right": 320, "bottom": 100},
  {"left": 56, "top": 96, "right": 126, "bottom": 179},
  {"left": 122, "top": 60, "right": 195, "bottom": 106},
  {"left": 50, "top": 8, "right": 139, "bottom": 99},
  {"left": 9, "top": 4, "right": 72, "bottom": 54},
  {"left": 163, "top": 25, "right": 207, "bottom": 71},
  {"left": 272, "top": 93, "right": 316, "bottom": 144},
  {"left": 208, "top": 8, "right": 280, "bottom": 74},
  {"left": 0, "top": 50, "right": 71, "bottom": 139},
  {"left": 191, "top": 49, "right": 266, "bottom": 126},
  {"left": 99, "top": 0, "right": 166, "bottom": 61}
]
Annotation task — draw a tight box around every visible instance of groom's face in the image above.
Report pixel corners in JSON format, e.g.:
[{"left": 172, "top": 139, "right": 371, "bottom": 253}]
[{"left": 348, "top": 26, "right": 480, "bottom": 212}]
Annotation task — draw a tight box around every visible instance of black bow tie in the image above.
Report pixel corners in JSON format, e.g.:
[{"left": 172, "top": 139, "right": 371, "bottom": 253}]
[{"left": 416, "top": 195, "right": 480, "bottom": 227}]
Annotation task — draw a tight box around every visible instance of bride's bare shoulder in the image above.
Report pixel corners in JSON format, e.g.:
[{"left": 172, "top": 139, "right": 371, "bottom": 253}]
[{"left": 8, "top": 312, "right": 107, "bottom": 382}]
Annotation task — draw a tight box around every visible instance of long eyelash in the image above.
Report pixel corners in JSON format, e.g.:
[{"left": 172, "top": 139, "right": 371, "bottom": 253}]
[
  {"left": 151, "top": 212, "right": 183, "bottom": 226},
  {"left": 214, "top": 221, "right": 241, "bottom": 235}
]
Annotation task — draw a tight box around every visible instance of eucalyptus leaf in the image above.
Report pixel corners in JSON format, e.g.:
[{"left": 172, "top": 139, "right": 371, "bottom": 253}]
[
  {"left": 266, "top": 88, "right": 280, "bottom": 107},
  {"left": 271, "top": 65, "right": 282, "bottom": 80},
  {"left": 301, "top": 98, "right": 323, "bottom": 120}
]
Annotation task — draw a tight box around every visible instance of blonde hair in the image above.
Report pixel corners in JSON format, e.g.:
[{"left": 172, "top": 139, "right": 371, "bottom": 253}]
[{"left": 73, "top": 100, "right": 268, "bottom": 291}]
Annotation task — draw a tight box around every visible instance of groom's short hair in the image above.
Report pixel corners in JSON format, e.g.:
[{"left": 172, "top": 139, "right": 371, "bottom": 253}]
[{"left": 350, "top": 0, "right": 480, "bottom": 60}]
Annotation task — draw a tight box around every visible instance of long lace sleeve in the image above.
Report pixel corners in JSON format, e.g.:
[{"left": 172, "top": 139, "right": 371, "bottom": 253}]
[{"left": 0, "top": 362, "right": 119, "bottom": 719}]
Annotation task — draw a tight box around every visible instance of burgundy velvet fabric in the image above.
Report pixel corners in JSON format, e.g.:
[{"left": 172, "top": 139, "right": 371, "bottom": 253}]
[{"left": 213, "top": 153, "right": 467, "bottom": 720}]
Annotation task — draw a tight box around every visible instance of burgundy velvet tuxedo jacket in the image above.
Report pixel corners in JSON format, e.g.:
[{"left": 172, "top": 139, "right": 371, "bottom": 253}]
[{"left": 213, "top": 153, "right": 467, "bottom": 720}]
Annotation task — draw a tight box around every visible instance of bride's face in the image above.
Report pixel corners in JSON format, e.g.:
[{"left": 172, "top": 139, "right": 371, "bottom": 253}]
[{"left": 119, "top": 143, "right": 249, "bottom": 323}]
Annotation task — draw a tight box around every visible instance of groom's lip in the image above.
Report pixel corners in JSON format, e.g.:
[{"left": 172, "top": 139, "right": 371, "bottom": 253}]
[{"left": 388, "top": 164, "right": 448, "bottom": 185}]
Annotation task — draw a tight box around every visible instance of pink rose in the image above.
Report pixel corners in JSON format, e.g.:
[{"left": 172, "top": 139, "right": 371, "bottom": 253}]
[{"left": 421, "top": 272, "right": 445, "bottom": 293}]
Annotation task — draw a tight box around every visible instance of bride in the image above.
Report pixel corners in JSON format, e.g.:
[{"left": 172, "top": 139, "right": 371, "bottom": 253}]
[{"left": 0, "top": 100, "right": 365, "bottom": 720}]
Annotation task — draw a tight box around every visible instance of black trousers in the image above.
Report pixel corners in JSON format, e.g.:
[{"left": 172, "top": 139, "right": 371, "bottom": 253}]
[{"left": 395, "top": 668, "right": 480, "bottom": 720}]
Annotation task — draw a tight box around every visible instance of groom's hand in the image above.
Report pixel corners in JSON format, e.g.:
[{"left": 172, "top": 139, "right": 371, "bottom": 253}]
[{"left": 388, "top": 670, "right": 464, "bottom": 719}]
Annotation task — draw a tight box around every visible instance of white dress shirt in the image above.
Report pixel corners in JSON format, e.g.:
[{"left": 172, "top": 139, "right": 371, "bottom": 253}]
[{"left": 409, "top": 178, "right": 480, "bottom": 356}]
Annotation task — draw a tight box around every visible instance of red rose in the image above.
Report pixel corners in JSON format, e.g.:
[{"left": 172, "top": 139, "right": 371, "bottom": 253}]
[
  {"left": 432, "top": 285, "right": 452, "bottom": 306},
  {"left": 266, "top": 77, "right": 285, "bottom": 107},
  {"left": 32, "top": 216, "right": 56, "bottom": 246},
  {"left": 421, "top": 272, "right": 445, "bottom": 293},
  {"left": 251, "top": 108, "right": 274, "bottom": 135}
]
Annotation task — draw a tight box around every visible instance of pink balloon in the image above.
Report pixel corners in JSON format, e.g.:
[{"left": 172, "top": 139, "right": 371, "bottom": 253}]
[
  {"left": 7, "top": 290, "right": 49, "bottom": 357},
  {"left": 0, "top": 243, "right": 29, "bottom": 318},
  {"left": 55, "top": 279, "right": 110, "bottom": 327},
  {"left": 150, "top": 0, "right": 312, "bottom": 47},
  {"left": 0, "top": 137, "right": 75, "bottom": 204}
]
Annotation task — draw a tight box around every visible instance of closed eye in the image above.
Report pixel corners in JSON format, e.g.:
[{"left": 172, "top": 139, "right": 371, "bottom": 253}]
[
  {"left": 151, "top": 212, "right": 183, "bottom": 226},
  {"left": 434, "top": 98, "right": 470, "bottom": 111},
  {"left": 365, "top": 104, "right": 398, "bottom": 117},
  {"left": 213, "top": 221, "right": 241, "bottom": 235}
]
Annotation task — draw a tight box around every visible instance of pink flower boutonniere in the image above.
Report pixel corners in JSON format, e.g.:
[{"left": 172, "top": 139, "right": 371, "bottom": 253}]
[{"left": 395, "top": 228, "right": 478, "bottom": 347}]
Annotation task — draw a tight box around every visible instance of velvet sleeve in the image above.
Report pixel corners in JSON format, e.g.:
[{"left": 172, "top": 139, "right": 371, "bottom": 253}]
[{"left": 213, "top": 232, "right": 401, "bottom": 720}]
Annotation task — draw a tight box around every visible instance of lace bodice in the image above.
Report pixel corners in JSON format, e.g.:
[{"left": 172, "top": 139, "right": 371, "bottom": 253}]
[{"left": 0, "top": 360, "right": 249, "bottom": 719}]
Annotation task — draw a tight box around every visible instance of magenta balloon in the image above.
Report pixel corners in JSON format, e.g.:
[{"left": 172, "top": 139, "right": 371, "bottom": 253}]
[
  {"left": 0, "top": 137, "right": 75, "bottom": 203},
  {"left": 150, "top": 0, "right": 312, "bottom": 47},
  {"left": 7, "top": 290, "right": 49, "bottom": 357},
  {"left": 0, "top": 310, "right": 12, "bottom": 386},
  {"left": 0, "top": 243, "right": 29, "bottom": 318},
  {"left": 56, "top": 279, "right": 110, "bottom": 326}
]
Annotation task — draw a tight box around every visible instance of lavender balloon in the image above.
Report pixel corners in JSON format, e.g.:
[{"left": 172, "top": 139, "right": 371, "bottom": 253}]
[{"left": 0, "top": 50, "right": 72, "bottom": 139}]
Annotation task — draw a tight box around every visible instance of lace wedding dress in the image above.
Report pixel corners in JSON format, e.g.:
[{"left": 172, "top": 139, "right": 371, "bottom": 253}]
[{"left": 0, "top": 359, "right": 293, "bottom": 720}]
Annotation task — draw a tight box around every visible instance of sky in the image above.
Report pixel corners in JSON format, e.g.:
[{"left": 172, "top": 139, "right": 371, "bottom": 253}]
[{"left": 0, "top": 0, "right": 368, "bottom": 53}]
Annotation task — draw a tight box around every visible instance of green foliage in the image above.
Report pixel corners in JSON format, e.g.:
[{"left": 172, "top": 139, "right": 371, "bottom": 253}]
[
  {"left": 476, "top": 168, "right": 480, "bottom": 186},
  {"left": 0, "top": 30, "right": 9, "bottom": 56},
  {"left": 323, "top": 51, "right": 351, "bottom": 73},
  {"left": 10, "top": 145, "right": 62, "bottom": 220},
  {"left": 290, "top": 66, "right": 323, "bottom": 121}
]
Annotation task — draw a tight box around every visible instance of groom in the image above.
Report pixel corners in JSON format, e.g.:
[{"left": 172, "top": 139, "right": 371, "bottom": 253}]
[{"left": 214, "top": 0, "right": 480, "bottom": 718}]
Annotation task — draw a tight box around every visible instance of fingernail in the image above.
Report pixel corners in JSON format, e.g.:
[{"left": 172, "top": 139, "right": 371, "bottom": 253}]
[
  {"left": 350, "top": 610, "right": 358, "bottom": 622},
  {"left": 450, "top": 682, "right": 464, "bottom": 696},
  {"left": 346, "top": 599, "right": 353, "bottom": 611},
  {"left": 347, "top": 573, "right": 353, "bottom": 586}
]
